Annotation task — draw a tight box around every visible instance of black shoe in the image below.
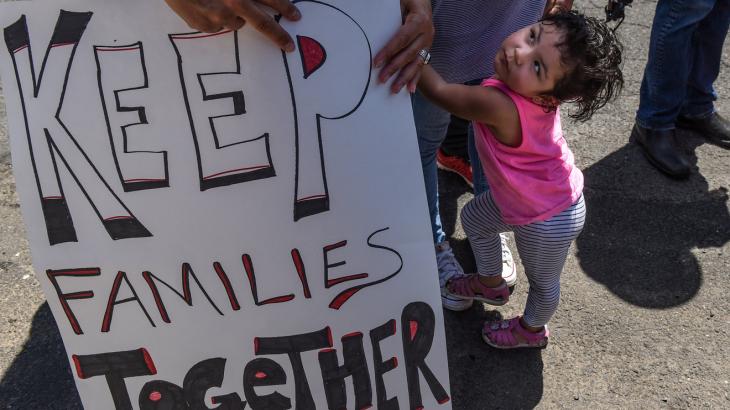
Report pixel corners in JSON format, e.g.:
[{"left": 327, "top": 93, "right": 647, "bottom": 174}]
[
  {"left": 676, "top": 112, "right": 730, "bottom": 149},
  {"left": 631, "top": 123, "right": 691, "bottom": 179}
]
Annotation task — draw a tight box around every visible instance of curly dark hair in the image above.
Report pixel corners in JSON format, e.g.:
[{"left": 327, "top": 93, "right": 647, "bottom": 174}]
[{"left": 541, "top": 10, "right": 624, "bottom": 122}]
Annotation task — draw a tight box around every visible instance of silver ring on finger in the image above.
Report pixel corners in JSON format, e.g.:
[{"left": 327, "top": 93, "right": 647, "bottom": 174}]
[{"left": 417, "top": 48, "right": 431, "bottom": 65}]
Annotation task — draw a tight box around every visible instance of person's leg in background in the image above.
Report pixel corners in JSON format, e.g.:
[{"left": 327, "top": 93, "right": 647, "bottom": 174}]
[
  {"left": 677, "top": 0, "right": 730, "bottom": 148},
  {"left": 438, "top": 116, "right": 474, "bottom": 188},
  {"left": 633, "top": 0, "right": 719, "bottom": 178},
  {"left": 467, "top": 121, "right": 488, "bottom": 196},
  {"left": 412, "top": 90, "right": 472, "bottom": 311}
]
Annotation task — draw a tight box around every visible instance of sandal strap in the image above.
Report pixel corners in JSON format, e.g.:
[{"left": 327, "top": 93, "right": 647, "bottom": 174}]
[
  {"left": 447, "top": 274, "right": 509, "bottom": 301},
  {"left": 483, "top": 317, "right": 549, "bottom": 348},
  {"left": 484, "top": 318, "right": 518, "bottom": 347},
  {"left": 470, "top": 277, "right": 509, "bottom": 302},
  {"left": 446, "top": 274, "right": 477, "bottom": 297},
  {"left": 512, "top": 317, "right": 548, "bottom": 343}
]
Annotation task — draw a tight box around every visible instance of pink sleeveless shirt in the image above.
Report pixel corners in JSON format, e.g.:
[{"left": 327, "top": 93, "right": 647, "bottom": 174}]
[{"left": 473, "top": 78, "right": 584, "bottom": 225}]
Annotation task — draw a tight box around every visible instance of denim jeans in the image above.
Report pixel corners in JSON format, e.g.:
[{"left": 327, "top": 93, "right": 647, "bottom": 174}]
[
  {"left": 412, "top": 90, "right": 488, "bottom": 244},
  {"left": 636, "top": 0, "right": 730, "bottom": 130}
]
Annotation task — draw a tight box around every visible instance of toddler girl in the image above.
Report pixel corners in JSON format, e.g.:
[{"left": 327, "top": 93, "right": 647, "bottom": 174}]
[{"left": 418, "top": 11, "right": 623, "bottom": 349}]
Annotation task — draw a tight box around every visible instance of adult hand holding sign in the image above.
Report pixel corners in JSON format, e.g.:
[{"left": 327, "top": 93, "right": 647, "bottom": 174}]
[
  {"left": 164, "top": 0, "right": 434, "bottom": 93},
  {"left": 163, "top": 0, "right": 303, "bottom": 50},
  {"left": 373, "top": 0, "right": 433, "bottom": 94}
]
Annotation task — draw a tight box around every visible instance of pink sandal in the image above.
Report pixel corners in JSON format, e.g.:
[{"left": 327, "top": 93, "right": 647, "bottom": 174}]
[
  {"left": 446, "top": 274, "right": 510, "bottom": 305},
  {"left": 482, "top": 316, "right": 549, "bottom": 349}
]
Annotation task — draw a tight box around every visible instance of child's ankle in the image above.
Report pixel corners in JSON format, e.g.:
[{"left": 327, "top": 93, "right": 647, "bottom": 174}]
[
  {"left": 519, "top": 317, "right": 544, "bottom": 333},
  {"left": 477, "top": 274, "right": 503, "bottom": 288}
]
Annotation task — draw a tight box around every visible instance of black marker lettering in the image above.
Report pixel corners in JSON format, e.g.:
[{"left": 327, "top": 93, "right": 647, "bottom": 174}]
[
  {"left": 73, "top": 348, "right": 157, "bottom": 410},
  {"left": 169, "top": 30, "right": 275, "bottom": 191},
  {"left": 370, "top": 319, "right": 399, "bottom": 409},
  {"left": 94, "top": 42, "right": 169, "bottom": 192},
  {"left": 318, "top": 331, "right": 372, "bottom": 410},
  {"left": 243, "top": 358, "right": 291, "bottom": 410},
  {"left": 401, "top": 302, "right": 450, "bottom": 409},
  {"left": 255, "top": 327, "right": 332, "bottom": 410},
  {"left": 3, "top": 11, "right": 152, "bottom": 245}
]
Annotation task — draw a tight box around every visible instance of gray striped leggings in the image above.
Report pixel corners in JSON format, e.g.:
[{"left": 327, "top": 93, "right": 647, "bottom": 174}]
[{"left": 461, "top": 192, "right": 586, "bottom": 328}]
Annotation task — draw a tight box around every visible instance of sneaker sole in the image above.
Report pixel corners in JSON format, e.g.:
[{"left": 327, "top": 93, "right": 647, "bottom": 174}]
[
  {"left": 445, "top": 287, "right": 508, "bottom": 306},
  {"left": 502, "top": 263, "right": 517, "bottom": 288},
  {"left": 442, "top": 294, "right": 473, "bottom": 311}
]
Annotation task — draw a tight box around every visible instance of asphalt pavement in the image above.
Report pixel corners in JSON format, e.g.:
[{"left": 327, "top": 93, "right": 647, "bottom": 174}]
[{"left": 1, "top": 1, "right": 729, "bottom": 409}]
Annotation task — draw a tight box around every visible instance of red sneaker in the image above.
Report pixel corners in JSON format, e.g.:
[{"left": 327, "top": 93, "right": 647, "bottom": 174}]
[{"left": 436, "top": 148, "right": 473, "bottom": 188}]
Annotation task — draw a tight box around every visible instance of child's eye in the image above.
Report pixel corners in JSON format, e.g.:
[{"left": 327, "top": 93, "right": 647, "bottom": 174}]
[
  {"left": 533, "top": 61, "right": 541, "bottom": 75},
  {"left": 529, "top": 29, "right": 535, "bottom": 41}
]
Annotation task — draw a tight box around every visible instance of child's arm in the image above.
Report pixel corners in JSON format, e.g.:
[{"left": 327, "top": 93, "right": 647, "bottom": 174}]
[{"left": 418, "top": 66, "right": 521, "bottom": 146}]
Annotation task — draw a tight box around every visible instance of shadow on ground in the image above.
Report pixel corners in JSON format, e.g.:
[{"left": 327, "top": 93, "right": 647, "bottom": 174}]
[
  {"left": 438, "top": 172, "right": 544, "bottom": 409},
  {"left": 576, "top": 135, "right": 730, "bottom": 308},
  {"left": 0, "top": 303, "right": 82, "bottom": 410},
  {"left": 443, "top": 307, "right": 544, "bottom": 409}
]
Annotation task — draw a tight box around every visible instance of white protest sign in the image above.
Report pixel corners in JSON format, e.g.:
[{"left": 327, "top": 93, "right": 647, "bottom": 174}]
[{"left": 0, "top": 0, "right": 452, "bottom": 408}]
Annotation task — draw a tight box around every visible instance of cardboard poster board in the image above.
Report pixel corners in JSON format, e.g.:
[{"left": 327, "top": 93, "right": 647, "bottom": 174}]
[{"left": 0, "top": 0, "right": 452, "bottom": 408}]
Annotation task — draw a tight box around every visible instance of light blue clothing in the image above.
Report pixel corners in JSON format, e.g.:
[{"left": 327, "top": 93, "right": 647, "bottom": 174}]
[{"left": 636, "top": 0, "right": 730, "bottom": 130}]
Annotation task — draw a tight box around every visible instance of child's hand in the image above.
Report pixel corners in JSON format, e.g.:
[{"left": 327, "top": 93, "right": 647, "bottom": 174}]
[{"left": 164, "top": 0, "right": 302, "bottom": 52}]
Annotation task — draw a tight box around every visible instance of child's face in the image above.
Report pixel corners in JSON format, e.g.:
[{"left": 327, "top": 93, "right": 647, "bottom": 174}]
[{"left": 494, "top": 22, "right": 569, "bottom": 101}]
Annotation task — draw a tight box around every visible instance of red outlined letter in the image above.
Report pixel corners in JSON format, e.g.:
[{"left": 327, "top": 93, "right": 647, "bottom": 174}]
[
  {"left": 323, "top": 240, "right": 367, "bottom": 288},
  {"left": 102, "top": 271, "right": 156, "bottom": 332},
  {"left": 242, "top": 254, "right": 295, "bottom": 306},
  {"left": 142, "top": 263, "right": 223, "bottom": 323},
  {"left": 46, "top": 267, "right": 99, "bottom": 335}
]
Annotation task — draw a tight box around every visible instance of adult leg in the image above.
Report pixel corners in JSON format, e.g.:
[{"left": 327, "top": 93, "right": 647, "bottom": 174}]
[
  {"left": 467, "top": 122, "right": 488, "bottom": 195},
  {"left": 412, "top": 90, "right": 471, "bottom": 310},
  {"left": 634, "top": 0, "right": 717, "bottom": 178},
  {"left": 677, "top": 0, "right": 730, "bottom": 148},
  {"left": 637, "top": 0, "right": 716, "bottom": 129},
  {"left": 462, "top": 78, "right": 488, "bottom": 195},
  {"left": 438, "top": 115, "right": 474, "bottom": 188},
  {"left": 412, "top": 90, "right": 451, "bottom": 245}
]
